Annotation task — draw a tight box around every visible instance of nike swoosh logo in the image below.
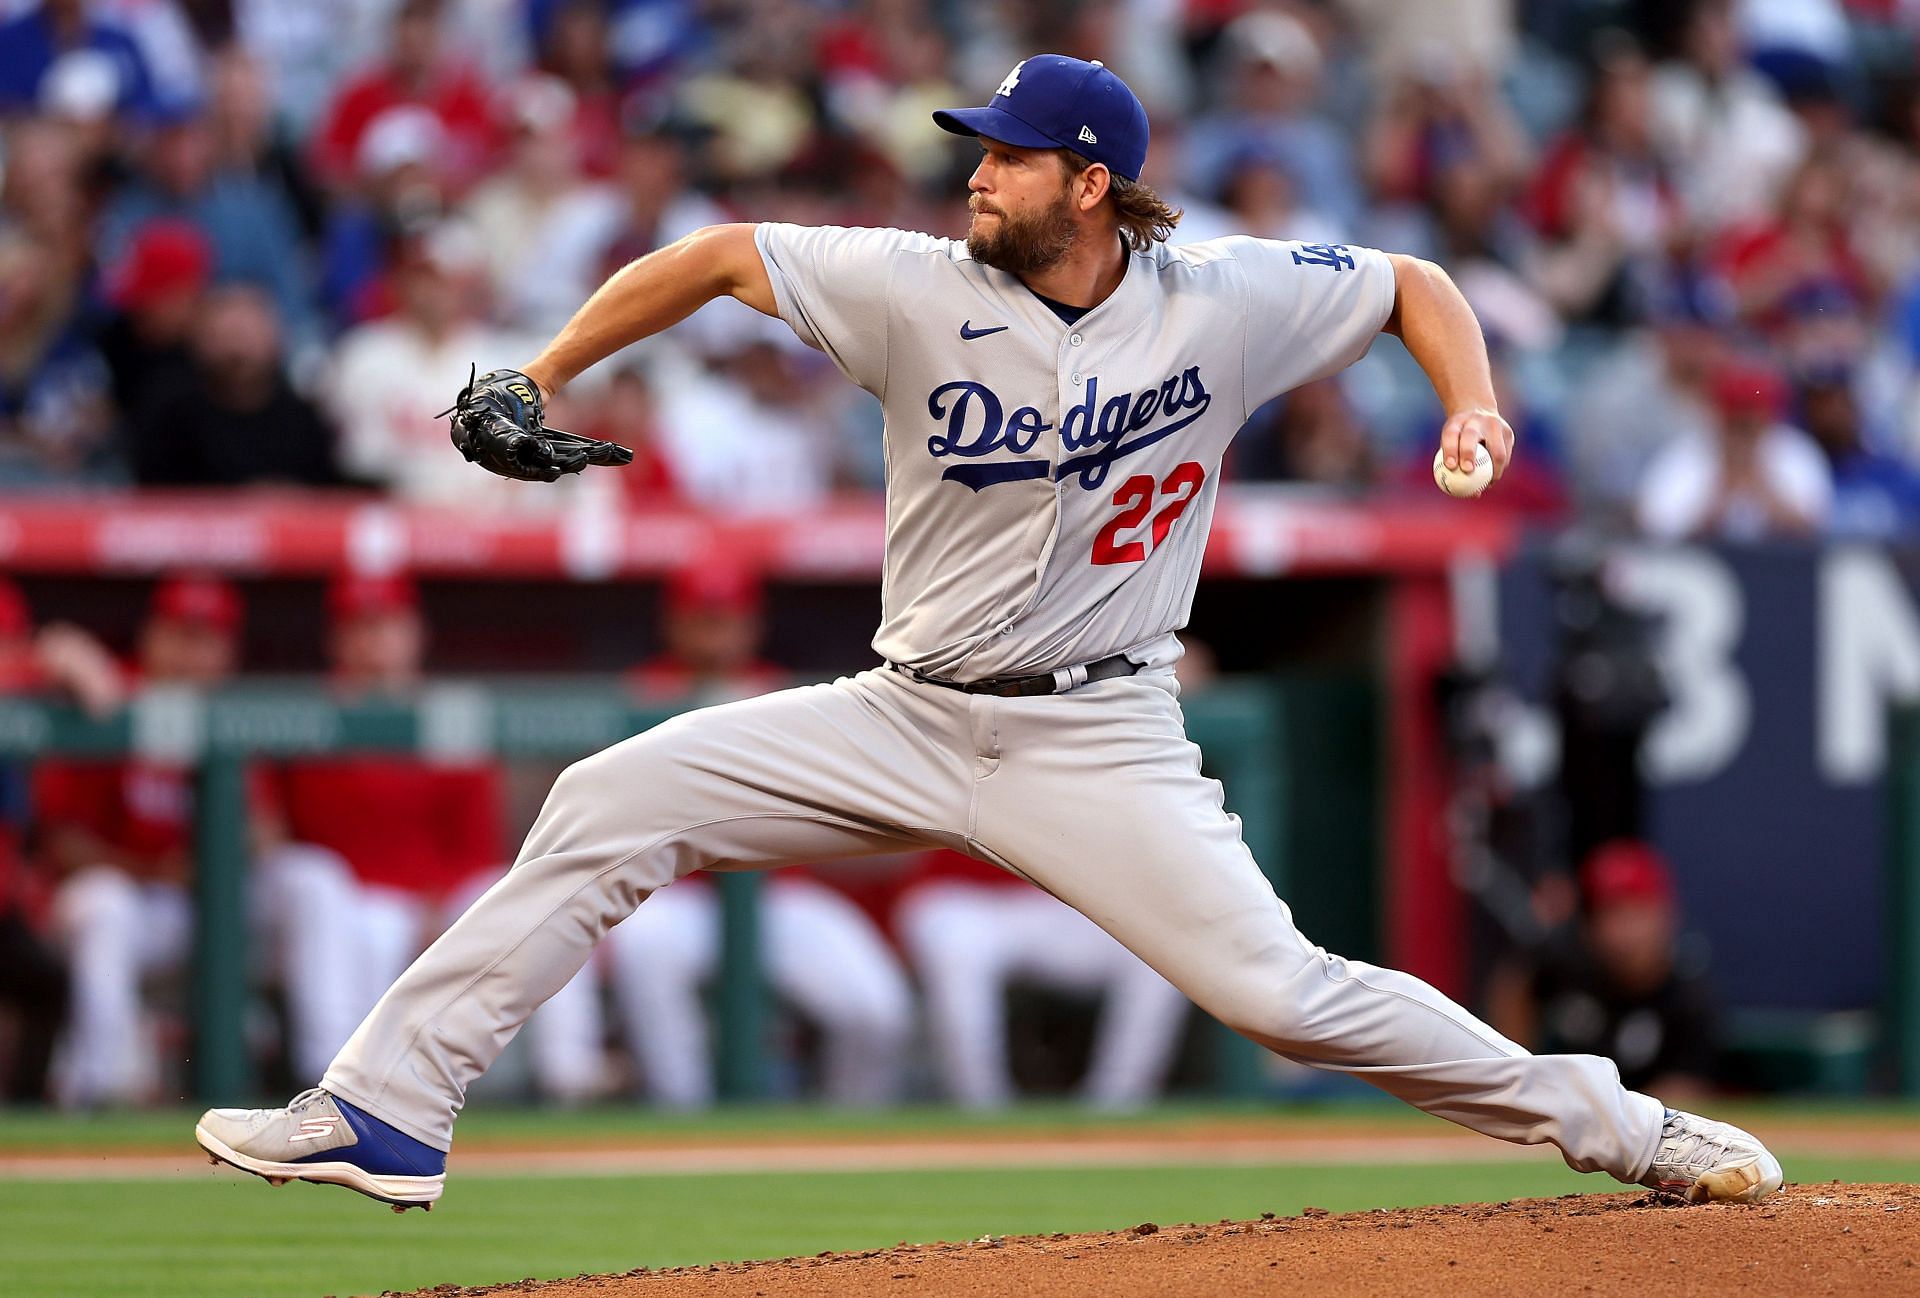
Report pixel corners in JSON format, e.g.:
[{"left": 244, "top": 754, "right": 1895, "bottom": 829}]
[{"left": 960, "top": 321, "right": 1009, "bottom": 340}]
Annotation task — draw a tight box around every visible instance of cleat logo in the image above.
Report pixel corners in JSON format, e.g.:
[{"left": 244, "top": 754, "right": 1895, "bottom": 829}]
[{"left": 289, "top": 1116, "right": 340, "bottom": 1142}]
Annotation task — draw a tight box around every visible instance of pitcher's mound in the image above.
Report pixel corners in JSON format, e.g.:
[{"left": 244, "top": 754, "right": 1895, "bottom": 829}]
[{"left": 390, "top": 1183, "right": 1920, "bottom": 1297}]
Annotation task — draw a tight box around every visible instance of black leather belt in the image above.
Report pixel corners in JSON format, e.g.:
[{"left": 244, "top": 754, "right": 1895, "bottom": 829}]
[{"left": 891, "top": 654, "right": 1139, "bottom": 697}]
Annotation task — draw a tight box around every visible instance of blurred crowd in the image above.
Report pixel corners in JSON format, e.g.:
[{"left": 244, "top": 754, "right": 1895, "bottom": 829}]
[
  {"left": 0, "top": 564, "right": 1207, "bottom": 1108},
  {"left": 1, "top": 0, "right": 1920, "bottom": 534}
]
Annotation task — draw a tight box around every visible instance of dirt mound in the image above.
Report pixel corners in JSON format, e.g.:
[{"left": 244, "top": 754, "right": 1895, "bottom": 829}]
[{"left": 384, "top": 1183, "right": 1920, "bottom": 1297}]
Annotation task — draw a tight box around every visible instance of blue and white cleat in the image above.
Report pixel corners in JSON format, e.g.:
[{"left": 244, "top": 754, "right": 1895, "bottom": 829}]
[
  {"left": 195, "top": 1087, "right": 445, "bottom": 1211},
  {"left": 1638, "top": 1108, "right": 1783, "bottom": 1204}
]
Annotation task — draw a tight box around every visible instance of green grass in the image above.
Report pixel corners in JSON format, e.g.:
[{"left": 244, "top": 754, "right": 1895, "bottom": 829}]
[
  {"left": 4, "top": 1094, "right": 1914, "bottom": 1152},
  {"left": 3, "top": 1103, "right": 1918, "bottom": 1298}
]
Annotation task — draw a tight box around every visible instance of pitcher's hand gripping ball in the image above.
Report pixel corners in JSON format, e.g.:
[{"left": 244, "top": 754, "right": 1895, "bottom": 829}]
[
  {"left": 442, "top": 366, "right": 634, "bottom": 482},
  {"left": 1433, "top": 443, "right": 1493, "bottom": 498}
]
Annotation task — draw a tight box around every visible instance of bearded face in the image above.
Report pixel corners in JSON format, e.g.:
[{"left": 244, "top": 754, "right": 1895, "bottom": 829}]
[{"left": 966, "top": 177, "right": 1078, "bottom": 276}]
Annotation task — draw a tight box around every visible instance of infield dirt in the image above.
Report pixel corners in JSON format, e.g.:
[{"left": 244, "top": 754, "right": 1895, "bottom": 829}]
[{"left": 385, "top": 1182, "right": 1920, "bottom": 1297}]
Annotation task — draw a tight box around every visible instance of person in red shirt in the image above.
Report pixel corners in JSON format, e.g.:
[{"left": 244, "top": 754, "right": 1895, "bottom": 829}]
[
  {"left": 540, "top": 558, "right": 914, "bottom": 1106},
  {"left": 41, "top": 573, "right": 244, "bottom": 1107},
  {"left": 623, "top": 559, "right": 786, "bottom": 701},
  {"left": 310, "top": 0, "right": 502, "bottom": 196},
  {"left": 261, "top": 573, "right": 509, "bottom": 1080},
  {"left": 0, "top": 578, "right": 75, "bottom": 1103},
  {"left": 895, "top": 848, "right": 1190, "bottom": 1109}
]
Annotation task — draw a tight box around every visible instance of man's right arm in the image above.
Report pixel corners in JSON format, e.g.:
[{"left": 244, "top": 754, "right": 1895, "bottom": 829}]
[{"left": 521, "top": 224, "right": 776, "bottom": 396}]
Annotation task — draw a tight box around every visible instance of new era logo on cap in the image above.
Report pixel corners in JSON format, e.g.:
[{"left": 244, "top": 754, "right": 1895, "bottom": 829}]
[{"left": 933, "top": 53, "right": 1150, "bottom": 182}]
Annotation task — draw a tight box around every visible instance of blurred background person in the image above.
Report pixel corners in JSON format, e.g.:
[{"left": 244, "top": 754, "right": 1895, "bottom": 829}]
[
  {"left": 324, "top": 222, "right": 540, "bottom": 505},
  {"left": 0, "top": 227, "right": 115, "bottom": 486},
  {"left": 544, "top": 560, "right": 914, "bottom": 1107},
  {"left": 1800, "top": 363, "right": 1920, "bottom": 538},
  {"left": 1636, "top": 357, "right": 1832, "bottom": 541},
  {"left": 1488, "top": 840, "right": 1718, "bottom": 1098},
  {"left": 39, "top": 573, "right": 245, "bottom": 1107},
  {"left": 1186, "top": 11, "right": 1360, "bottom": 231},
  {"left": 260, "top": 573, "right": 510, "bottom": 1082},
  {"left": 95, "top": 101, "right": 314, "bottom": 346},
  {"left": 581, "top": 362, "right": 682, "bottom": 510},
  {"left": 309, "top": 0, "right": 501, "bottom": 197},
  {"left": 124, "top": 284, "right": 342, "bottom": 486},
  {"left": 1651, "top": 0, "right": 1806, "bottom": 239},
  {"left": 896, "top": 847, "right": 1191, "bottom": 1110},
  {"left": 91, "top": 218, "right": 209, "bottom": 430},
  {"left": 0, "top": 0, "right": 162, "bottom": 122}
]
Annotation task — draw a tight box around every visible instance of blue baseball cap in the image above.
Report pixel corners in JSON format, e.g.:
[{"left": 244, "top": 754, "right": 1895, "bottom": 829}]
[{"left": 933, "top": 55, "right": 1150, "bottom": 183}]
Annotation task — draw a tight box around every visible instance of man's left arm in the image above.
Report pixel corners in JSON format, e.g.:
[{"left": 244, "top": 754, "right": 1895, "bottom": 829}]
[{"left": 1382, "top": 254, "right": 1516, "bottom": 482}]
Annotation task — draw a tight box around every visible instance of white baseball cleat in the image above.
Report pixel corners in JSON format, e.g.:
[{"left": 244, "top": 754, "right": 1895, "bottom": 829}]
[
  {"left": 195, "top": 1087, "right": 446, "bottom": 1211},
  {"left": 1638, "top": 1108, "right": 1783, "bottom": 1204}
]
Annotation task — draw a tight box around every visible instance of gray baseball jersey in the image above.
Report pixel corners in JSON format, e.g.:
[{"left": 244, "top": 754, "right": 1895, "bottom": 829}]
[
  {"left": 753, "top": 225, "right": 1394, "bottom": 680},
  {"left": 322, "top": 222, "right": 1665, "bottom": 1191}
]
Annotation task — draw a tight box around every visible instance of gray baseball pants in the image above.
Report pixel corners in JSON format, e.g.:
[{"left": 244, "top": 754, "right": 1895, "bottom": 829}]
[{"left": 323, "top": 667, "right": 1664, "bottom": 1179}]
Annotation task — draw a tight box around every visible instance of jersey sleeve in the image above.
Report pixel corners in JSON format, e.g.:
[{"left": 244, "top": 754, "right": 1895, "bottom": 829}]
[
  {"left": 1229, "top": 238, "right": 1397, "bottom": 415},
  {"left": 753, "top": 223, "right": 937, "bottom": 397}
]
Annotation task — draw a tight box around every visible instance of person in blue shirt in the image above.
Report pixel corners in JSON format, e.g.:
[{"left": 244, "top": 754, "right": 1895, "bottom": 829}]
[
  {"left": 94, "top": 104, "right": 316, "bottom": 349},
  {"left": 0, "top": 0, "right": 159, "bottom": 120},
  {"left": 1800, "top": 365, "right": 1920, "bottom": 539}
]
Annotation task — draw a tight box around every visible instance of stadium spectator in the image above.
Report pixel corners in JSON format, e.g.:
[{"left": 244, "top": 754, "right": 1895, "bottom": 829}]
[
  {"left": 1185, "top": 12, "right": 1361, "bottom": 228},
  {"left": 0, "top": 222, "right": 114, "bottom": 487},
  {"left": 539, "top": 559, "right": 914, "bottom": 1106},
  {"left": 91, "top": 218, "right": 205, "bottom": 416},
  {"left": 1800, "top": 365, "right": 1920, "bottom": 538},
  {"left": 317, "top": 105, "right": 456, "bottom": 328},
  {"left": 523, "top": 0, "right": 705, "bottom": 91},
  {"left": 675, "top": 23, "right": 819, "bottom": 185},
  {"left": 324, "top": 222, "right": 541, "bottom": 506},
  {"left": 1651, "top": 0, "right": 1807, "bottom": 236},
  {"left": 40, "top": 574, "right": 245, "bottom": 1107},
  {"left": 0, "top": 228, "right": 115, "bottom": 486},
  {"left": 462, "top": 77, "right": 598, "bottom": 328},
  {"left": 94, "top": 103, "right": 314, "bottom": 342},
  {"left": 1491, "top": 840, "right": 1719, "bottom": 1096},
  {"left": 1636, "top": 357, "right": 1833, "bottom": 541},
  {"left": 1715, "top": 155, "right": 1873, "bottom": 343},
  {"left": 1523, "top": 36, "right": 1682, "bottom": 327},
  {"left": 1567, "top": 274, "right": 1728, "bottom": 514},
  {"left": 656, "top": 323, "right": 851, "bottom": 515},
  {"left": 1232, "top": 377, "right": 1374, "bottom": 487},
  {"left": 1336, "top": 0, "right": 1518, "bottom": 86},
  {"left": 0, "top": 0, "right": 161, "bottom": 121},
  {"left": 1212, "top": 144, "right": 1340, "bottom": 246},
  {"left": 204, "top": 47, "right": 327, "bottom": 243},
  {"left": 259, "top": 573, "right": 509, "bottom": 1079},
  {"left": 0, "top": 579, "right": 77, "bottom": 1104},
  {"left": 124, "top": 285, "right": 342, "bottom": 486},
  {"left": 1362, "top": 50, "right": 1528, "bottom": 214},
  {"left": 310, "top": 0, "right": 502, "bottom": 196},
  {"left": 0, "top": 117, "right": 95, "bottom": 276},
  {"left": 530, "top": 0, "right": 623, "bottom": 178},
  {"left": 896, "top": 848, "right": 1190, "bottom": 1110},
  {"left": 519, "top": 126, "right": 727, "bottom": 338},
  {"left": 582, "top": 363, "right": 681, "bottom": 509}
]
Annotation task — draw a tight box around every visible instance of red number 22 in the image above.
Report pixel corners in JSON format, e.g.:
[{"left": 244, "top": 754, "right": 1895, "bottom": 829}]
[{"left": 1090, "top": 461, "right": 1205, "bottom": 565}]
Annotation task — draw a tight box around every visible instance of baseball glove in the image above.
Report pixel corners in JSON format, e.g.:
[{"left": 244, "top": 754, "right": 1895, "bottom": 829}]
[{"left": 440, "top": 365, "right": 634, "bottom": 482}]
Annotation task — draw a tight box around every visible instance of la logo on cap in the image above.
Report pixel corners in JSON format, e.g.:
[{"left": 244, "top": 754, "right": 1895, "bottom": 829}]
[{"left": 997, "top": 61, "right": 1026, "bottom": 98}]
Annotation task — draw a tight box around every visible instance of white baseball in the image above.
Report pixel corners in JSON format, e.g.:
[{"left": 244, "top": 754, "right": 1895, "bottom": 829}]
[{"left": 1432, "top": 443, "right": 1493, "bottom": 498}]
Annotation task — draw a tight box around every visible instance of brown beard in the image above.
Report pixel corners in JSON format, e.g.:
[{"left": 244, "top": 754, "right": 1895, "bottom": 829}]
[{"left": 967, "top": 186, "right": 1077, "bottom": 276}]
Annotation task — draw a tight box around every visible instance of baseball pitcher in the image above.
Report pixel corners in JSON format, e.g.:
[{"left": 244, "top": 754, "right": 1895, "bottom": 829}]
[{"left": 197, "top": 55, "right": 1780, "bottom": 1211}]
